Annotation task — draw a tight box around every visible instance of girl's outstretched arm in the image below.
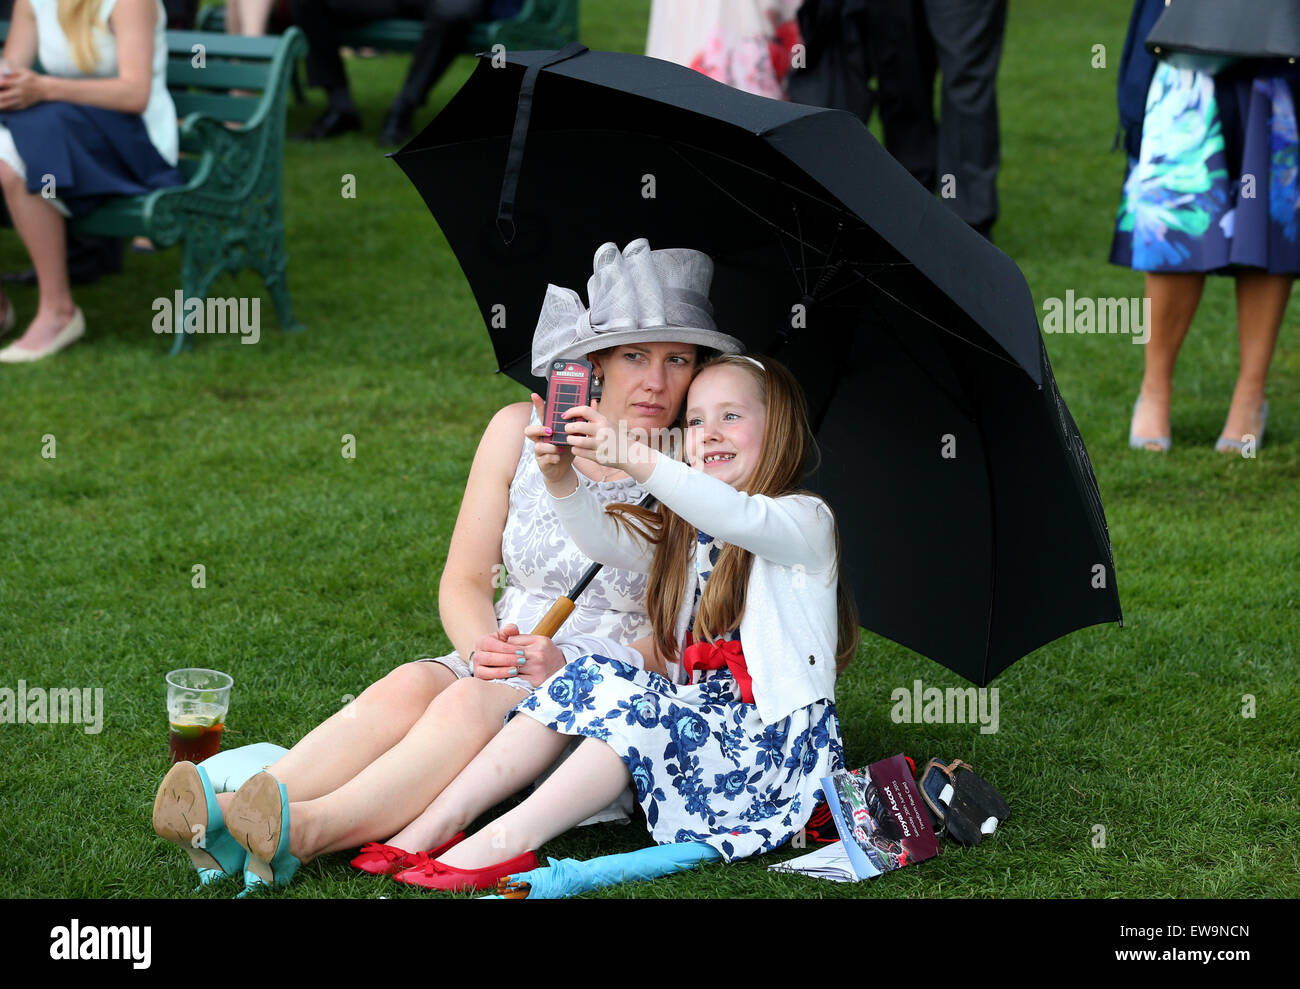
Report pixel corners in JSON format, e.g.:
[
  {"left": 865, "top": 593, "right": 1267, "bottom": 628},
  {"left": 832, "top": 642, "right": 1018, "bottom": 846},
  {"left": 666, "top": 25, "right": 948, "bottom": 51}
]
[{"left": 562, "top": 405, "right": 835, "bottom": 570}]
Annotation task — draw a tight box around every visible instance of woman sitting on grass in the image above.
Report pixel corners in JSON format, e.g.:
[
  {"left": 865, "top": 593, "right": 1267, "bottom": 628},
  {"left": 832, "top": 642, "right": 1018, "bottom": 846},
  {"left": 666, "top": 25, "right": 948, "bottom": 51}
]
[
  {"left": 224, "top": 353, "right": 859, "bottom": 892},
  {"left": 151, "top": 239, "right": 744, "bottom": 891}
]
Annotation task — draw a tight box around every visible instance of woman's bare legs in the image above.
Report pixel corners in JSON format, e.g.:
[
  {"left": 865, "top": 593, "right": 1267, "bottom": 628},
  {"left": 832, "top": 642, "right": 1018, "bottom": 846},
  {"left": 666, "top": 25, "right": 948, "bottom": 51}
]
[
  {"left": 270, "top": 660, "right": 457, "bottom": 800},
  {"left": 212, "top": 660, "right": 457, "bottom": 816},
  {"left": 279, "top": 677, "right": 528, "bottom": 860},
  {"left": 226, "top": 0, "right": 275, "bottom": 35},
  {"left": 0, "top": 162, "right": 77, "bottom": 351},
  {"left": 1221, "top": 270, "right": 1292, "bottom": 444},
  {"left": 1132, "top": 271, "right": 1206, "bottom": 447},
  {"left": 433, "top": 736, "right": 632, "bottom": 868}
]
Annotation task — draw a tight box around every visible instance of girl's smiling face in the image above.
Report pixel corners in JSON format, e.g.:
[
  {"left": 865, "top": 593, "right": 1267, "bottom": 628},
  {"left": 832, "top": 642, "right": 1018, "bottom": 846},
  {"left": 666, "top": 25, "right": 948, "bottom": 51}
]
[{"left": 684, "top": 364, "right": 767, "bottom": 489}]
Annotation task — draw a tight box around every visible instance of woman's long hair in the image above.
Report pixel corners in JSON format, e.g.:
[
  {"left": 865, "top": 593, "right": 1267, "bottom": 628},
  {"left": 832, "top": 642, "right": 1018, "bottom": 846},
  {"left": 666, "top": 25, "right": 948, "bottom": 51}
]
[
  {"left": 607, "top": 354, "right": 859, "bottom": 673},
  {"left": 58, "top": 0, "right": 105, "bottom": 75}
]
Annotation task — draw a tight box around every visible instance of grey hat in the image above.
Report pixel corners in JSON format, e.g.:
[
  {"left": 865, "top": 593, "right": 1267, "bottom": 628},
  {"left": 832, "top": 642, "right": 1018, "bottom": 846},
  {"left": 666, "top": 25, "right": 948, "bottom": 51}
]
[{"left": 530, "top": 238, "right": 743, "bottom": 376}]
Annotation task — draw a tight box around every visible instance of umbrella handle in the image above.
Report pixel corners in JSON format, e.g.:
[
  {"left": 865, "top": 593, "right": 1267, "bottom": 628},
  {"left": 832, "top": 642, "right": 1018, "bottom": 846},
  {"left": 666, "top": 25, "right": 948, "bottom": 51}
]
[
  {"left": 527, "top": 494, "right": 655, "bottom": 639},
  {"left": 531, "top": 597, "right": 575, "bottom": 638}
]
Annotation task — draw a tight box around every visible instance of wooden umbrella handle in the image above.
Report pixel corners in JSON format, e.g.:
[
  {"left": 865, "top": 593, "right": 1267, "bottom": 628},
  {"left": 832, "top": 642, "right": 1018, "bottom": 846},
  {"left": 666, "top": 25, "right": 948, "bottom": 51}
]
[{"left": 531, "top": 597, "right": 575, "bottom": 638}]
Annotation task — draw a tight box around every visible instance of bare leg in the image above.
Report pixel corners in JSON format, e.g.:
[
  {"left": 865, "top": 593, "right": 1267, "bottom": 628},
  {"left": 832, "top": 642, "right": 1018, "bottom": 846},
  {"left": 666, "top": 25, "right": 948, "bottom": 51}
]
[
  {"left": 267, "top": 660, "right": 456, "bottom": 802},
  {"left": 388, "top": 713, "right": 579, "bottom": 855},
  {"left": 437, "top": 737, "right": 632, "bottom": 868},
  {"left": 212, "top": 660, "right": 457, "bottom": 816},
  {"left": 284, "top": 677, "right": 528, "bottom": 860},
  {"left": 0, "top": 162, "right": 77, "bottom": 351},
  {"left": 1221, "top": 269, "right": 1291, "bottom": 443},
  {"left": 227, "top": 0, "right": 275, "bottom": 35},
  {"left": 1132, "top": 271, "right": 1206, "bottom": 446}
]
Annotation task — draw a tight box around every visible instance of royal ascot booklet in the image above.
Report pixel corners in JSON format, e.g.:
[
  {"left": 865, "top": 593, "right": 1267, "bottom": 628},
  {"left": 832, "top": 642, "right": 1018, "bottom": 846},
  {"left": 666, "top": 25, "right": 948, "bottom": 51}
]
[{"left": 769, "top": 754, "right": 941, "bottom": 882}]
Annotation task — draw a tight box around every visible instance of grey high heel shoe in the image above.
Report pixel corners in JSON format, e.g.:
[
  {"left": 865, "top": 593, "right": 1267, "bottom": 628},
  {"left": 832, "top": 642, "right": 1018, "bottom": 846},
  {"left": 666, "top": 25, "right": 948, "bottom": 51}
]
[
  {"left": 1129, "top": 395, "right": 1171, "bottom": 452},
  {"left": 1215, "top": 400, "right": 1268, "bottom": 454}
]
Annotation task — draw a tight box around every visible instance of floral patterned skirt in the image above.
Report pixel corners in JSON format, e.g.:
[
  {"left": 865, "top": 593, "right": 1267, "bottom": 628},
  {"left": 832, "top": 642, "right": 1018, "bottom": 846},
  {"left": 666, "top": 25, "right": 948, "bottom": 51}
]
[
  {"left": 512, "top": 654, "right": 843, "bottom": 862},
  {"left": 1110, "top": 61, "right": 1300, "bottom": 273}
]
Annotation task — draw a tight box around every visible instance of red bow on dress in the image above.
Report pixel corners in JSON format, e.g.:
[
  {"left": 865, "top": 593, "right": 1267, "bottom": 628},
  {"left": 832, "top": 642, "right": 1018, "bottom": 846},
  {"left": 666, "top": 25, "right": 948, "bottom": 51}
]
[{"left": 682, "top": 635, "right": 754, "bottom": 704}]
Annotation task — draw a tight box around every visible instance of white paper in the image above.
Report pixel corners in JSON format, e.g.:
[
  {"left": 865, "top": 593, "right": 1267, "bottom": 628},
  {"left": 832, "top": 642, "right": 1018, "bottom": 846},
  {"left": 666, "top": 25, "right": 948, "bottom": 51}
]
[{"left": 767, "top": 841, "right": 860, "bottom": 883}]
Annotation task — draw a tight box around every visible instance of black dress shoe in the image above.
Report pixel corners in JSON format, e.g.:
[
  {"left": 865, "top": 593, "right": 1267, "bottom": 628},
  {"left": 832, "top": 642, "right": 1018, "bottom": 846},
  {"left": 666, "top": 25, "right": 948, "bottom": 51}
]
[
  {"left": 293, "top": 108, "right": 362, "bottom": 141},
  {"left": 377, "top": 105, "right": 414, "bottom": 147}
]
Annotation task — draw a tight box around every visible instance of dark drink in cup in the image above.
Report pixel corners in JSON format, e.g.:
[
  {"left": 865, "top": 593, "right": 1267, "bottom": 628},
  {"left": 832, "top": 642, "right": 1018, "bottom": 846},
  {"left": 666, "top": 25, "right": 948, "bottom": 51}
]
[
  {"left": 169, "top": 715, "right": 225, "bottom": 764},
  {"left": 165, "top": 669, "right": 232, "bottom": 765}
]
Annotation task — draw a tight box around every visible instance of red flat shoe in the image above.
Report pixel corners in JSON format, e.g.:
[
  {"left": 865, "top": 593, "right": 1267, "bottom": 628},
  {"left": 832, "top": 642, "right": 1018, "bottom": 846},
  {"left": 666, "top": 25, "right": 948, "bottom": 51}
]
[
  {"left": 350, "top": 832, "right": 467, "bottom": 876},
  {"left": 392, "top": 850, "right": 539, "bottom": 892}
]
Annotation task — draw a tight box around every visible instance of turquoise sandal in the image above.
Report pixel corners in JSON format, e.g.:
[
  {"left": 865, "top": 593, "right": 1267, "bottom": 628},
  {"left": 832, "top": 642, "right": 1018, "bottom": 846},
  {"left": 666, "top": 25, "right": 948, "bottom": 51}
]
[{"left": 152, "top": 761, "right": 247, "bottom": 888}]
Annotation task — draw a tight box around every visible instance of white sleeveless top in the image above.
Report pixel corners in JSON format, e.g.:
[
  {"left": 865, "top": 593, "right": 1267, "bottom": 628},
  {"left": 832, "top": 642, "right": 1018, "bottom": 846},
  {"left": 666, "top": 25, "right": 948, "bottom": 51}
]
[
  {"left": 494, "top": 411, "right": 652, "bottom": 645},
  {"left": 32, "top": 0, "right": 178, "bottom": 165}
]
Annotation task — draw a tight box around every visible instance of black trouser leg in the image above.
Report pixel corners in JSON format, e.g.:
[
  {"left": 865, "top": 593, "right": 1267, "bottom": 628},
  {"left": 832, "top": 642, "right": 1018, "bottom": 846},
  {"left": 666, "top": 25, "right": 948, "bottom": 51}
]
[
  {"left": 920, "top": 0, "right": 1007, "bottom": 228},
  {"left": 392, "top": 0, "right": 489, "bottom": 114},
  {"left": 866, "top": 0, "right": 939, "bottom": 191},
  {"left": 292, "top": 0, "right": 408, "bottom": 111}
]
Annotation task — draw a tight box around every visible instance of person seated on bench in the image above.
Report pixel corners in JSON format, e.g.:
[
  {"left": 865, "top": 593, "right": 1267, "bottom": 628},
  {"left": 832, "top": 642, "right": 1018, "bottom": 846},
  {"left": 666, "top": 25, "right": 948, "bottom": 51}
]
[
  {"left": 0, "top": 0, "right": 183, "bottom": 363},
  {"left": 290, "top": 0, "right": 522, "bottom": 146}
]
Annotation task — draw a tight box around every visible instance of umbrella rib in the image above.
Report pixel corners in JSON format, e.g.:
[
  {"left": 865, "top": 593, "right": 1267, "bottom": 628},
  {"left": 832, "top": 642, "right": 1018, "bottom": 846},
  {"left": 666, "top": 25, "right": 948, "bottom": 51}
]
[
  {"left": 971, "top": 414, "right": 999, "bottom": 686},
  {"left": 858, "top": 294, "right": 977, "bottom": 421},
  {"left": 658, "top": 144, "right": 1027, "bottom": 374},
  {"left": 863, "top": 275, "right": 1024, "bottom": 373},
  {"left": 792, "top": 204, "right": 810, "bottom": 296},
  {"left": 810, "top": 221, "right": 846, "bottom": 298},
  {"left": 663, "top": 142, "right": 858, "bottom": 295},
  {"left": 774, "top": 225, "right": 809, "bottom": 301}
]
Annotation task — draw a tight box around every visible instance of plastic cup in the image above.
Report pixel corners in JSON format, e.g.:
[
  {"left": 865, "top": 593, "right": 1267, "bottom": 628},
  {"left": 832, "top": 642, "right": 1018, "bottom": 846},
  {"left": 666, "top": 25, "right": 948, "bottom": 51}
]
[{"left": 165, "top": 668, "right": 232, "bottom": 764}]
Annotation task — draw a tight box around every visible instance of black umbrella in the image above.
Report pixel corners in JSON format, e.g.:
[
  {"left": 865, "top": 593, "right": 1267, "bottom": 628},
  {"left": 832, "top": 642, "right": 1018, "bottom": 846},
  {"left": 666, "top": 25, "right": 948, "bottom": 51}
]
[
  {"left": 392, "top": 46, "right": 1122, "bottom": 686},
  {"left": 1145, "top": 0, "right": 1300, "bottom": 60}
]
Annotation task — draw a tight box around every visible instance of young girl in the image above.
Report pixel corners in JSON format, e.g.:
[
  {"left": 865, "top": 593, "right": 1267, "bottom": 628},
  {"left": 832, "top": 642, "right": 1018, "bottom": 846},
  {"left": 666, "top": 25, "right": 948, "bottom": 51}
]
[{"left": 361, "top": 353, "right": 858, "bottom": 890}]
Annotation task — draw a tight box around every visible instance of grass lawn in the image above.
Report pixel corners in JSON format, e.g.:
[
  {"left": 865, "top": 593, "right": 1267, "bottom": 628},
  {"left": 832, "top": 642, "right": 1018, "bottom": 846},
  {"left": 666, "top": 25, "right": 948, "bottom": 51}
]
[{"left": 0, "top": 0, "right": 1296, "bottom": 900}]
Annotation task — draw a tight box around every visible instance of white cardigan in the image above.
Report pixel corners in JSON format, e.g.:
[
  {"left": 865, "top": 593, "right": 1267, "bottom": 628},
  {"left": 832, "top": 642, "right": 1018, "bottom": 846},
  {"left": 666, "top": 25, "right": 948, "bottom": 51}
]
[{"left": 550, "top": 455, "right": 841, "bottom": 725}]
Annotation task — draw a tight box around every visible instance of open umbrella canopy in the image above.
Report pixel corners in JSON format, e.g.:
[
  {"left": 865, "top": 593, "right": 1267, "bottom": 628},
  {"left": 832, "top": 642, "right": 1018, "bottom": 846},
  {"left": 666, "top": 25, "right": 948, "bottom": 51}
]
[{"left": 393, "top": 47, "right": 1122, "bottom": 685}]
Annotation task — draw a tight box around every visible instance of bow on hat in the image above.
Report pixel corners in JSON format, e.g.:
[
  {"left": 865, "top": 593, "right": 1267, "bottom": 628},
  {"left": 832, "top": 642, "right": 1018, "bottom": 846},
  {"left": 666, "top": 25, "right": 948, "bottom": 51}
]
[{"left": 530, "top": 239, "right": 727, "bottom": 376}]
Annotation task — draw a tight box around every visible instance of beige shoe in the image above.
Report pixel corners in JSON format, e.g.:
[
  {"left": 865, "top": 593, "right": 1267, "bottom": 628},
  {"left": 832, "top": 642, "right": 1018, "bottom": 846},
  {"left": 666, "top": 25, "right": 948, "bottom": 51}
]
[{"left": 0, "top": 307, "right": 85, "bottom": 363}]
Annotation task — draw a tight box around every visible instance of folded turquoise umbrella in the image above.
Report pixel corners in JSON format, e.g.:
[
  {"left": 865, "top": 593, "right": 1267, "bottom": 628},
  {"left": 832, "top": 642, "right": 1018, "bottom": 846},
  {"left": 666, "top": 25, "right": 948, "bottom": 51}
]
[{"left": 481, "top": 843, "right": 724, "bottom": 899}]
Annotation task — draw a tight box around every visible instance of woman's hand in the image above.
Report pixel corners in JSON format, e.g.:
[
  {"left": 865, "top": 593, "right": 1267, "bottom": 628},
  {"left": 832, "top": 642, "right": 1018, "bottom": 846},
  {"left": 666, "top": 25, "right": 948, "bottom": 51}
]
[
  {"left": 471, "top": 623, "right": 566, "bottom": 687},
  {"left": 561, "top": 404, "right": 623, "bottom": 468},
  {"left": 0, "top": 68, "right": 47, "bottom": 111},
  {"left": 526, "top": 393, "right": 576, "bottom": 486}
]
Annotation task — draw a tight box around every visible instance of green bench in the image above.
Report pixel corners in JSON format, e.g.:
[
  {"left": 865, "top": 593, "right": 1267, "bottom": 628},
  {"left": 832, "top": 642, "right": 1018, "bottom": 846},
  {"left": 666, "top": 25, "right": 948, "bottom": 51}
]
[
  {"left": 0, "top": 24, "right": 306, "bottom": 354},
  {"left": 198, "top": 0, "right": 579, "bottom": 57}
]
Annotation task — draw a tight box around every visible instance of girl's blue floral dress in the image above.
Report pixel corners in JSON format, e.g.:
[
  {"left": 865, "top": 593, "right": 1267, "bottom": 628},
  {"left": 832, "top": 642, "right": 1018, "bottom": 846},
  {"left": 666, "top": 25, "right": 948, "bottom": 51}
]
[
  {"left": 513, "top": 530, "right": 844, "bottom": 861},
  {"left": 1111, "top": 59, "right": 1300, "bottom": 273}
]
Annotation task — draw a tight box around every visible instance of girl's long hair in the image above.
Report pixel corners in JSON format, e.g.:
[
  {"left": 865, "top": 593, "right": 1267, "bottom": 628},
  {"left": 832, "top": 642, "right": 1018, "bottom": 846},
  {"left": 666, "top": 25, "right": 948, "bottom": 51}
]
[
  {"left": 58, "top": 0, "right": 105, "bottom": 75},
  {"left": 607, "top": 354, "right": 859, "bottom": 672}
]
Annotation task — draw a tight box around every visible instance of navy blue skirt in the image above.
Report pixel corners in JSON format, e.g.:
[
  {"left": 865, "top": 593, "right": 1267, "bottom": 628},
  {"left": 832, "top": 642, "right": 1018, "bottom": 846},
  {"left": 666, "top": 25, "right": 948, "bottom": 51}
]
[{"left": 0, "top": 101, "right": 183, "bottom": 219}]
